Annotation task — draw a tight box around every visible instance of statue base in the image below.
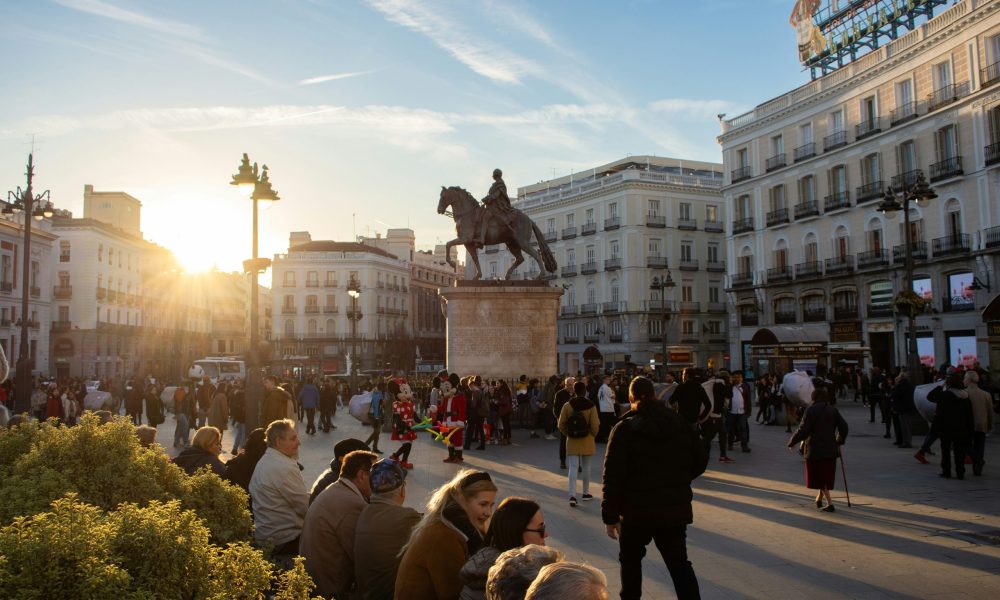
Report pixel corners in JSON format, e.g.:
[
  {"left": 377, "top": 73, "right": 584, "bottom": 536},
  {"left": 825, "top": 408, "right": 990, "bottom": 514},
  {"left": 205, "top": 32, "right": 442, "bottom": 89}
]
[{"left": 439, "top": 281, "right": 563, "bottom": 379}]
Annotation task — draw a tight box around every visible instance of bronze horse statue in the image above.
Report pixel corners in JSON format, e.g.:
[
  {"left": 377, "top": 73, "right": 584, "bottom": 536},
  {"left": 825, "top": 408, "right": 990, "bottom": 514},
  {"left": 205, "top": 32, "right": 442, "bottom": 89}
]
[{"left": 438, "top": 186, "right": 557, "bottom": 280}]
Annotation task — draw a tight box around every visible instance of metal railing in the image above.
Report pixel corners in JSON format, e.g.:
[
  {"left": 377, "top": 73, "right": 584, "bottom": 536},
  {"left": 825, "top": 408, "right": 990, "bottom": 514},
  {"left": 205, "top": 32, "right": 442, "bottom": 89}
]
[
  {"left": 793, "top": 142, "right": 816, "bottom": 162},
  {"left": 891, "top": 169, "right": 921, "bottom": 190},
  {"left": 803, "top": 308, "right": 827, "bottom": 322},
  {"left": 731, "top": 272, "right": 754, "bottom": 288},
  {"left": 932, "top": 234, "right": 971, "bottom": 257},
  {"left": 855, "top": 117, "right": 882, "bottom": 140},
  {"left": 774, "top": 311, "right": 797, "bottom": 324},
  {"left": 560, "top": 305, "right": 578, "bottom": 316},
  {"left": 581, "top": 222, "right": 597, "bottom": 236},
  {"left": 833, "top": 306, "right": 859, "bottom": 320},
  {"left": 703, "top": 220, "right": 723, "bottom": 232},
  {"left": 823, "top": 191, "right": 851, "bottom": 211},
  {"left": 984, "top": 225, "right": 1000, "bottom": 249},
  {"left": 53, "top": 285, "right": 73, "bottom": 299},
  {"left": 706, "top": 260, "right": 726, "bottom": 272},
  {"left": 560, "top": 264, "right": 578, "bottom": 277},
  {"left": 927, "top": 81, "right": 970, "bottom": 111},
  {"left": 604, "top": 257, "right": 622, "bottom": 271},
  {"left": 731, "top": 165, "right": 752, "bottom": 183},
  {"left": 603, "top": 217, "right": 620, "bottom": 230},
  {"left": 795, "top": 261, "right": 822, "bottom": 279},
  {"left": 767, "top": 266, "right": 792, "bottom": 282},
  {"left": 544, "top": 230, "right": 557, "bottom": 243},
  {"left": 824, "top": 256, "right": 855, "bottom": 275},
  {"left": 647, "top": 256, "right": 668, "bottom": 268},
  {"left": 766, "top": 208, "right": 789, "bottom": 227},
  {"left": 561, "top": 226, "right": 577, "bottom": 239},
  {"left": 823, "top": 130, "right": 848, "bottom": 152},
  {"left": 986, "top": 141, "right": 1000, "bottom": 167},
  {"left": 892, "top": 241, "right": 928, "bottom": 262},
  {"left": 732, "top": 217, "right": 754, "bottom": 234},
  {"left": 581, "top": 303, "right": 599, "bottom": 315},
  {"left": 857, "top": 249, "right": 889, "bottom": 269},
  {"left": 868, "top": 304, "right": 893, "bottom": 318},
  {"left": 929, "top": 156, "right": 963, "bottom": 182},
  {"left": 856, "top": 180, "right": 884, "bottom": 204},
  {"left": 678, "top": 259, "right": 699, "bottom": 271},
  {"left": 581, "top": 261, "right": 598, "bottom": 274},
  {"left": 794, "top": 201, "right": 819, "bottom": 219},
  {"left": 766, "top": 153, "right": 787, "bottom": 172},
  {"left": 645, "top": 215, "right": 666, "bottom": 227},
  {"left": 981, "top": 59, "right": 1000, "bottom": 87},
  {"left": 677, "top": 218, "right": 697, "bottom": 230},
  {"left": 890, "top": 101, "right": 918, "bottom": 125}
]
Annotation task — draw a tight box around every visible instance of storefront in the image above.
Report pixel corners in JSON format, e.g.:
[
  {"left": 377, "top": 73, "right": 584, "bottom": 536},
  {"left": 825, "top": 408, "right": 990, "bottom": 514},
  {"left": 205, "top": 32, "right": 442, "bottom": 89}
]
[
  {"left": 980, "top": 294, "right": 1000, "bottom": 379},
  {"left": 829, "top": 320, "right": 869, "bottom": 369},
  {"left": 748, "top": 325, "right": 828, "bottom": 378}
]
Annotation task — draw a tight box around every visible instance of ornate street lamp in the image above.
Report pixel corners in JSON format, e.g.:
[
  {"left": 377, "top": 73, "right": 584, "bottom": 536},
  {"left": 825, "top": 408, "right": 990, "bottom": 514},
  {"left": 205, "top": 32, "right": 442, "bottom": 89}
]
[
  {"left": 4, "top": 154, "right": 55, "bottom": 415},
  {"left": 878, "top": 170, "right": 937, "bottom": 384},
  {"left": 231, "top": 153, "right": 279, "bottom": 432},
  {"left": 347, "top": 276, "right": 363, "bottom": 393},
  {"left": 650, "top": 270, "right": 675, "bottom": 382}
]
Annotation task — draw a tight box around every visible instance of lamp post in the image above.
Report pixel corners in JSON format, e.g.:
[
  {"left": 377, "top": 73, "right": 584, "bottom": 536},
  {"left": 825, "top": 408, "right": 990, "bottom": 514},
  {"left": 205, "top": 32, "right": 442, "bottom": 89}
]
[
  {"left": 650, "top": 270, "right": 675, "bottom": 382},
  {"left": 4, "top": 154, "right": 54, "bottom": 415},
  {"left": 231, "top": 153, "right": 279, "bottom": 432},
  {"left": 878, "top": 171, "right": 936, "bottom": 384},
  {"left": 347, "top": 276, "right": 362, "bottom": 393}
]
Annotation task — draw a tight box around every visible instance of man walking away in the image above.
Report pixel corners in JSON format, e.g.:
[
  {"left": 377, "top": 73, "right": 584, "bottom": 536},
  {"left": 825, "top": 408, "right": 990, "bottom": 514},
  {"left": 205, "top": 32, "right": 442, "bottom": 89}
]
[
  {"left": 966, "top": 370, "right": 995, "bottom": 476},
  {"left": 603, "top": 376, "right": 707, "bottom": 600},
  {"left": 553, "top": 376, "right": 575, "bottom": 469},
  {"left": 298, "top": 378, "right": 320, "bottom": 435},
  {"left": 702, "top": 371, "right": 733, "bottom": 464},
  {"left": 729, "top": 372, "right": 751, "bottom": 453}
]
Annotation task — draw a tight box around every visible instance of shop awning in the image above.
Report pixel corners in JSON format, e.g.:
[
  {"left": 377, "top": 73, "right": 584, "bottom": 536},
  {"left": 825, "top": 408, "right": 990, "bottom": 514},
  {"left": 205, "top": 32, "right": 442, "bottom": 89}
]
[{"left": 750, "top": 325, "right": 827, "bottom": 345}]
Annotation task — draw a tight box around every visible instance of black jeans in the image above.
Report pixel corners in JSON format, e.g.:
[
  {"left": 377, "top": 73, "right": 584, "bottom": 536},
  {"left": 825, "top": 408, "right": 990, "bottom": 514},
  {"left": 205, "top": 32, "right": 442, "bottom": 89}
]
[
  {"left": 619, "top": 519, "right": 700, "bottom": 600},
  {"left": 559, "top": 433, "right": 567, "bottom": 464},
  {"left": 701, "top": 417, "right": 727, "bottom": 458},
  {"left": 305, "top": 407, "right": 316, "bottom": 434},
  {"left": 465, "top": 416, "right": 485, "bottom": 449},
  {"left": 940, "top": 436, "right": 967, "bottom": 478}
]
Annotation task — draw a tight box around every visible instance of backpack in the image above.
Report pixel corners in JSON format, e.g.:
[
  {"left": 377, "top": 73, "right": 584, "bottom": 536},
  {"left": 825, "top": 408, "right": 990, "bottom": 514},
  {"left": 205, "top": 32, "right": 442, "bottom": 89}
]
[{"left": 565, "top": 409, "right": 591, "bottom": 438}]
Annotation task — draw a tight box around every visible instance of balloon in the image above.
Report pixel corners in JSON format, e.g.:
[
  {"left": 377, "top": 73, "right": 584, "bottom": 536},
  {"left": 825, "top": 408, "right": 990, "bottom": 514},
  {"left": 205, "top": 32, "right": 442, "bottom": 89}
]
[
  {"left": 781, "top": 371, "right": 815, "bottom": 409},
  {"left": 349, "top": 392, "right": 374, "bottom": 425},
  {"left": 913, "top": 381, "right": 943, "bottom": 423}
]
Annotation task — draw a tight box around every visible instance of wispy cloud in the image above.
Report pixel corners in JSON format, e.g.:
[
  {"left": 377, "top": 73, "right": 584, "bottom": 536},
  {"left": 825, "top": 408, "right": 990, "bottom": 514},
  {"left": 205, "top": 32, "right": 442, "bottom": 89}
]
[
  {"left": 481, "top": 0, "right": 561, "bottom": 52},
  {"left": 649, "top": 98, "right": 745, "bottom": 120},
  {"left": 364, "top": 0, "right": 540, "bottom": 84},
  {"left": 299, "top": 70, "right": 377, "bottom": 86},
  {"left": 52, "top": 0, "right": 202, "bottom": 40}
]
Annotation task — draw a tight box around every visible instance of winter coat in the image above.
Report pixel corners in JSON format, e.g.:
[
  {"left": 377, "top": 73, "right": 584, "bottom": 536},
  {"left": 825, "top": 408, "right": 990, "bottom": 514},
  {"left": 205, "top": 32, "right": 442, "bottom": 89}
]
[
  {"left": 207, "top": 392, "right": 229, "bottom": 431},
  {"left": 355, "top": 497, "right": 421, "bottom": 600},
  {"left": 261, "top": 387, "right": 292, "bottom": 428},
  {"left": 298, "top": 383, "right": 320, "bottom": 410},
  {"left": 172, "top": 445, "right": 226, "bottom": 477},
  {"left": 890, "top": 378, "right": 916, "bottom": 414},
  {"left": 395, "top": 503, "right": 483, "bottom": 600},
  {"left": 229, "top": 389, "right": 246, "bottom": 424},
  {"left": 930, "top": 386, "right": 974, "bottom": 442},
  {"left": 145, "top": 391, "right": 164, "bottom": 426},
  {"left": 557, "top": 396, "right": 600, "bottom": 456},
  {"left": 300, "top": 478, "right": 369, "bottom": 599},
  {"left": 671, "top": 381, "right": 712, "bottom": 424},
  {"left": 458, "top": 546, "right": 502, "bottom": 600},
  {"left": 602, "top": 399, "right": 706, "bottom": 526},
  {"left": 496, "top": 390, "right": 512, "bottom": 418},
  {"left": 967, "top": 383, "right": 996, "bottom": 433},
  {"left": 787, "top": 401, "right": 848, "bottom": 460},
  {"left": 224, "top": 446, "right": 266, "bottom": 493}
]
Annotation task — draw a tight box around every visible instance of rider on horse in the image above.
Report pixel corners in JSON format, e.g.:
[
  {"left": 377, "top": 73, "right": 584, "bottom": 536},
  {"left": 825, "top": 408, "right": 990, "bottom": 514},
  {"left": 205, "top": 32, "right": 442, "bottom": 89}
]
[{"left": 476, "top": 168, "right": 514, "bottom": 247}]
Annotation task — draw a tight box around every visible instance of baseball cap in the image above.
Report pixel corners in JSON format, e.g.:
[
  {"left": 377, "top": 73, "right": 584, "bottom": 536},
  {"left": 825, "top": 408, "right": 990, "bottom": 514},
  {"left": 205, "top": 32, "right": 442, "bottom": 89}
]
[{"left": 369, "top": 458, "right": 407, "bottom": 493}]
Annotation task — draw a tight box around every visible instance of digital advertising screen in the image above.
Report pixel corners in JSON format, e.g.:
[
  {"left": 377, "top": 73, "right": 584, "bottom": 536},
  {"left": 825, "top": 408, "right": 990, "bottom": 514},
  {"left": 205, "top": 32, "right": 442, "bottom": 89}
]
[
  {"left": 947, "top": 273, "right": 974, "bottom": 308},
  {"left": 947, "top": 334, "right": 978, "bottom": 369},
  {"left": 913, "top": 277, "right": 933, "bottom": 301},
  {"left": 916, "top": 336, "right": 936, "bottom": 368}
]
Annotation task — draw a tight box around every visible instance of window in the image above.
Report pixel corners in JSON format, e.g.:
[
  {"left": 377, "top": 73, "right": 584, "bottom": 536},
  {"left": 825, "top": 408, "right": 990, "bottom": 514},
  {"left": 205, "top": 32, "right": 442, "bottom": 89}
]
[
  {"left": 804, "top": 233, "right": 818, "bottom": 263},
  {"left": 648, "top": 239, "right": 661, "bottom": 257},
  {"left": 861, "top": 95, "right": 877, "bottom": 124},
  {"left": 546, "top": 218, "right": 556, "bottom": 233},
  {"left": 736, "top": 147, "right": 748, "bottom": 168},
  {"left": 98, "top": 243, "right": 103, "bottom": 262},
  {"left": 283, "top": 294, "right": 294, "bottom": 309},
  {"left": 30, "top": 261, "right": 38, "bottom": 288},
  {"left": 774, "top": 246, "right": 788, "bottom": 269},
  {"left": 707, "top": 244, "right": 719, "bottom": 263},
  {"left": 770, "top": 185, "right": 786, "bottom": 211},
  {"left": 678, "top": 202, "right": 691, "bottom": 220},
  {"left": 901, "top": 211, "right": 925, "bottom": 242},
  {"left": 800, "top": 122, "right": 813, "bottom": 144},
  {"left": 610, "top": 281, "right": 620, "bottom": 303},
  {"left": 896, "top": 78, "right": 913, "bottom": 109},
  {"left": 648, "top": 199, "right": 661, "bottom": 216},
  {"left": 565, "top": 322, "right": 579, "bottom": 339},
  {"left": 935, "top": 125, "right": 958, "bottom": 161},
  {"left": 868, "top": 219, "right": 883, "bottom": 252},
  {"left": 829, "top": 109, "right": 843, "bottom": 133},
  {"left": 59, "top": 241, "right": 70, "bottom": 262},
  {"left": 946, "top": 199, "right": 962, "bottom": 238},
  {"left": 681, "top": 285, "right": 693, "bottom": 302},
  {"left": 566, "top": 285, "right": 576, "bottom": 306},
  {"left": 58, "top": 271, "right": 70, "bottom": 287},
  {"left": 770, "top": 134, "right": 784, "bottom": 156},
  {"left": 833, "top": 290, "right": 858, "bottom": 311},
  {"left": 680, "top": 242, "right": 693, "bottom": 262},
  {"left": 586, "top": 281, "right": 596, "bottom": 304},
  {"left": 861, "top": 153, "right": 880, "bottom": 185},
  {"left": 284, "top": 320, "right": 294, "bottom": 336},
  {"left": 566, "top": 248, "right": 576, "bottom": 265},
  {"left": 307, "top": 271, "right": 318, "bottom": 286},
  {"left": 898, "top": 140, "right": 917, "bottom": 173},
  {"left": 283, "top": 271, "right": 296, "bottom": 287},
  {"left": 609, "top": 240, "right": 620, "bottom": 259},
  {"left": 307, "top": 319, "right": 317, "bottom": 335},
  {"left": 610, "top": 320, "right": 622, "bottom": 336},
  {"left": 737, "top": 195, "right": 751, "bottom": 220},
  {"left": 834, "top": 226, "right": 850, "bottom": 259},
  {"left": 709, "top": 285, "right": 720, "bottom": 303},
  {"left": 586, "top": 245, "right": 595, "bottom": 262},
  {"left": 830, "top": 165, "right": 847, "bottom": 194},
  {"left": 585, "top": 208, "right": 594, "bottom": 224},
  {"left": 706, "top": 205, "right": 718, "bottom": 222},
  {"left": 58, "top": 306, "right": 69, "bottom": 321},
  {"left": 648, "top": 319, "right": 662, "bottom": 336},
  {"left": 738, "top": 252, "right": 753, "bottom": 275},
  {"left": 706, "top": 321, "right": 722, "bottom": 335},
  {"left": 306, "top": 295, "right": 318, "bottom": 308},
  {"left": 325, "top": 271, "right": 337, "bottom": 286},
  {"left": 682, "top": 321, "right": 695, "bottom": 336},
  {"left": 799, "top": 175, "right": 815, "bottom": 204},
  {"left": 934, "top": 61, "right": 952, "bottom": 91},
  {"left": 608, "top": 202, "right": 618, "bottom": 218}
]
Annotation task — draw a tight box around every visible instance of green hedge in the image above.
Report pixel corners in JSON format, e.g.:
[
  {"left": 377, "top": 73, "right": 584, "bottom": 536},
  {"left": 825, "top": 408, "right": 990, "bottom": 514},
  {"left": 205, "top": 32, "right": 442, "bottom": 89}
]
[{"left": 0, "top": 415, "right": 322, "bottom": 599}]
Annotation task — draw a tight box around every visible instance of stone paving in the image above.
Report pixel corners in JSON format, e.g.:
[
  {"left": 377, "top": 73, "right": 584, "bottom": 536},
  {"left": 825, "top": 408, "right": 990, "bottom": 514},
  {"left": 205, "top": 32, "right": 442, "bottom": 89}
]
[{"left": 156, "top": 399, "right": 1000, "bottom": 599}]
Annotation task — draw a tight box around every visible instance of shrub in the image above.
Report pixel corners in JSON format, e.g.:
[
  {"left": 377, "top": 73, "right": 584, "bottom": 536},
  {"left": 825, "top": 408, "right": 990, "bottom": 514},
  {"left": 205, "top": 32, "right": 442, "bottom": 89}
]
[
  {"left": 274, "top": 557, "right": 324, "bottom": 600},
  {"left": 181, "top": 467, "right": 253, "bottom": 544},
  {"left": 206, "top": 542, "right": 274, "bottom": 600}
]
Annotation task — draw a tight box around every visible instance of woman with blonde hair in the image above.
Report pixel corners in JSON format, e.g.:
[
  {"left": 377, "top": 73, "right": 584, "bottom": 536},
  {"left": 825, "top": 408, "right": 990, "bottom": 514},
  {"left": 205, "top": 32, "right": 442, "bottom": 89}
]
[
  {"left": 395, "top": 469, "right": 499, "bottom": 600},
  {"left": 173, "top": 425, "right": 226, "bottom": 477}
]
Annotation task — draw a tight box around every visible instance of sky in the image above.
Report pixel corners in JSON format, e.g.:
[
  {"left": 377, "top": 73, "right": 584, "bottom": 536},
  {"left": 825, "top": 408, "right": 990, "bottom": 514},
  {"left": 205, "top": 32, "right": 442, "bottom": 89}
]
[{"left": 0, "top": 0, "right": 810, "bottom": 276}]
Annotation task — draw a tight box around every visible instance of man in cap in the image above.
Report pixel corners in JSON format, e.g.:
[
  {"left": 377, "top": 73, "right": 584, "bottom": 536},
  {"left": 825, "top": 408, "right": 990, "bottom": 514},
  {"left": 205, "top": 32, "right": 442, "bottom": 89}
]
[
  {"left": 310, "top": 438, "right": 370, "bottom": 503},
  {"left": 355, "top": 458, "right": 421, "bottom": 600},
  {"left": 301, "top": 449, "right": 378, "bottom": 599}
]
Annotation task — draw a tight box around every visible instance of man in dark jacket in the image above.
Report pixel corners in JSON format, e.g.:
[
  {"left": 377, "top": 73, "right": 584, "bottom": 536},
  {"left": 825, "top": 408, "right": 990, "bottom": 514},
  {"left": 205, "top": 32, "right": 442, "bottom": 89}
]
[
  {"left": 603, "top": 375, "right": 705, "bottom": 600},
  {"left": 890, "top": 371, "right": 916, "bottom": 448},
  {"left": 553, "top": 376, "right": 575, "bottom": 469},
  {"left": 670, "top": 368, "right": 711, "bottom": 426},
  {"left": 929, "top": 371, "right": 974, "bottom": 479}
]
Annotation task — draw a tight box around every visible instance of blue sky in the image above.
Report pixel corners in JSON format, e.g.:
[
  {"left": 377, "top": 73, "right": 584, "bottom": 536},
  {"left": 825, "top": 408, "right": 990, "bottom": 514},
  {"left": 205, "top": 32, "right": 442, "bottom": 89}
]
[{"left": 0, "top": 0, "right": 807, "bottom": 273}]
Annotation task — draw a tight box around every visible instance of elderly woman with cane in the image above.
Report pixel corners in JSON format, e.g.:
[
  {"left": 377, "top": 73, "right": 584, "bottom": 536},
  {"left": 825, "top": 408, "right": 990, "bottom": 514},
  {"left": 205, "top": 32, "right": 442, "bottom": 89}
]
[{"left": 787, "top": 387, "right": 849, "bottom": 512}]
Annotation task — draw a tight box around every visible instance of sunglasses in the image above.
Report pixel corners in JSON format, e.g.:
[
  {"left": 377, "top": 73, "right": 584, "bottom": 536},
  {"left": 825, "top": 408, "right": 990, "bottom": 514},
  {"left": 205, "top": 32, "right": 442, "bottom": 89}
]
[{"left": 524, "top": 523, "right": 546, "bottom": 536}]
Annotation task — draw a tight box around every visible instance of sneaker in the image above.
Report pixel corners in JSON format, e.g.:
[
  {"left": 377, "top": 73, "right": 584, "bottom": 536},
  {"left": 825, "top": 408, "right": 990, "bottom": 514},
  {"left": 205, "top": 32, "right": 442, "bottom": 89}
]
[
  {"left": 719, "top": 456, "right": 736, "bottom": 464},
  {"left": 544, "top": 434, "right": 557, "bottom": 440},
  {"left": 914, "top": 451, "right": 929, "bottom": 465},
  {"left": 569, "top": 497, "right": 578, "bottom": 507},
  {"left": 530, "top": 432, "right": 540, "bottom": 439},
  {"left": 582, "top": 494, "right": 594, "bottom": 501}
]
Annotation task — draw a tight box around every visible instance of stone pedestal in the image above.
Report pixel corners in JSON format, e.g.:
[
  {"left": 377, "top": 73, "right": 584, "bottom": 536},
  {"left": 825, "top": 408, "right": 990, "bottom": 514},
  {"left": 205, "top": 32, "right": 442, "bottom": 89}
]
[{"left": 439, "top": 281, "right": 562, "bottom": 379}]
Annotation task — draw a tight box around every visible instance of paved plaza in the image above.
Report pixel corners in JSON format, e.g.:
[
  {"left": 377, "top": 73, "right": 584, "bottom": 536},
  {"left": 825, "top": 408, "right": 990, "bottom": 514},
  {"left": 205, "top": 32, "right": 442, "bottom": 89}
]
[{"left": 156, "top": 400, "right": 1000, "bottom": 599}]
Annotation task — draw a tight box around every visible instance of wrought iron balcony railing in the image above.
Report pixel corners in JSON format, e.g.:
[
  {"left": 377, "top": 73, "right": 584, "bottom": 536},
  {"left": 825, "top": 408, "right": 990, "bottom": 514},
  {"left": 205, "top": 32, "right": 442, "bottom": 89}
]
[{"left": 929, "top": 156, "right": 963, "bottom": 182}]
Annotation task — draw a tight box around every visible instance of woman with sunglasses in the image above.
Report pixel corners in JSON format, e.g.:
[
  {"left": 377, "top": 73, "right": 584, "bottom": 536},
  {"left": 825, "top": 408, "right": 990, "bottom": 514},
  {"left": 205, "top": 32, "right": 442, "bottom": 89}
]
[
  {"left": 459, "top": 497, "right": 548, "bottom": 599},
  {"left": 396, "top": 470, "right": 499, "bottom": 600}
]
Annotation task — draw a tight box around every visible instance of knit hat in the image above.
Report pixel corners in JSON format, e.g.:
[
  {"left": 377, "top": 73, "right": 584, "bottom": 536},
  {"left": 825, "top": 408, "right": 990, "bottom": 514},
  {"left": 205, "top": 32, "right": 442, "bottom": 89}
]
[{"left": 369, "top": 458, "right": 407, "bottom": 493}]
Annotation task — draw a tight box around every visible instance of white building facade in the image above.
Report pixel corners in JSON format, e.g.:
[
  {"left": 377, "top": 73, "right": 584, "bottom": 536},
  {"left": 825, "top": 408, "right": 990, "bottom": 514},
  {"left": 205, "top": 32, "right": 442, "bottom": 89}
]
[{"left": 0, "top": 215, "right": 56, "bottom": 377}]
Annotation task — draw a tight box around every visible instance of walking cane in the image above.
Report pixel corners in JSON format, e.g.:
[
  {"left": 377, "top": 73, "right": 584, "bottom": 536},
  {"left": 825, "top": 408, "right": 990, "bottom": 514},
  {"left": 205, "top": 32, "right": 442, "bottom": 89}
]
[{"left": 839, "top": 445, "right": 852, "bottom": 508}]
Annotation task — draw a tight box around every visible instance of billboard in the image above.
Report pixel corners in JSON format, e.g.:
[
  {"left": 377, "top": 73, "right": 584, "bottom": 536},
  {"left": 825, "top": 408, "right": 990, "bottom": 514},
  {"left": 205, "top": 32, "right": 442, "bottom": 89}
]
[{"left": 947, "top": 272, "right": 974, "bottom": 309}]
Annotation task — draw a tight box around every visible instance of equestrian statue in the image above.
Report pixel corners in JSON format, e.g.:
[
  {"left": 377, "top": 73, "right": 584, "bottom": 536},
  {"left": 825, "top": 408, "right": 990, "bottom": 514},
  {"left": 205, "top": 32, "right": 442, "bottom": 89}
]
[{"left": 438, "top": 168, "right": 558, "bottom": 280}]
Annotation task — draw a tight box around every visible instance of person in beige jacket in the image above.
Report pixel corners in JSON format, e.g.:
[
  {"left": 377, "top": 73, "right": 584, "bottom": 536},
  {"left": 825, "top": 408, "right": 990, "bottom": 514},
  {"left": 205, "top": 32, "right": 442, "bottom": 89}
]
[
  {"left": 965, "top": 371, "right": 995, "bottom": 477},
  {"left": 557, "top": 381, "right": 600, "bottom": 507}
]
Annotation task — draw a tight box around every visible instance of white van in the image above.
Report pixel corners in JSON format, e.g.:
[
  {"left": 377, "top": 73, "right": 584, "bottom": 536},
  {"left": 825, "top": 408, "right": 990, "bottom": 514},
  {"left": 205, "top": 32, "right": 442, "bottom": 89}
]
[{"left": 189, "top": 357, "right": 246, "bottom": 384}]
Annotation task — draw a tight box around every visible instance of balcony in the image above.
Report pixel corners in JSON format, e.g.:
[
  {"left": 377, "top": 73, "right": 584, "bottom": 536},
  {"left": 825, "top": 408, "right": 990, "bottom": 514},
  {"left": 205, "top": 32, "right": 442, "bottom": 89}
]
[
  {"left": 282, "top": 281, "right": 296, "bottom": 288},
  {"left": 561, "top": 264, "right": 577, "bottom": 277},
  {"left": 932, "top": 234, "right": 971, "bottom": 257},
  {"left": 27, "top": 320, "right": 39, "bottom": 329},
  {"left": 604, "top": 257, "right": 622, "bottom": 271},
  {"left": 563, "top": 336, "right": 579, "bottom": 344},
  {"left": 647, "top": 256, "right": 668, "bottom": 269},
  {"left": 767, "top": 266, "right": 792, "bottom": 283},
  {"left": 59, "top": 253, "right": 70, "bottom": 263},
  {"left": 581, "top": 222, "right": 597, "bottom": 236},
  {"left": 647, "top": 335, "right": 664, "bottom": 343},
  {"left": 707, "top": 302, "right": 727, "bottom": 313},
  {"left": 985, "top": 225, "right": 1000, "bottom": 249},
  {"left": 603, "top": 301, "right": 626, "bottom": 314},
  {"left": 604, "top": 217, "right": 620, "bottom": 230},
  {"left": 609, "top": 334, "right": 623, "bottom": 343},
  {"left": 303, "top": 306, "right": 319, "bottom": 314},
  {"left": 732, "top": 217, "right": 754, "bottom": 235},
  {"left": 928, "top": 81, "right": 970, "bottom": 111},
  {"left": 795, "top": 261, "right": 823, "bottom": 279},
  {"left": 561, "top": 226, "right": 578, "bottom": 240},
  {"left": 52, "top": 320, "right": 72, "bottom": 332},
  {"left": 581, "top": 303, "right": 599, "bottom": 315},
  {"left": 376, "top": 281, "right": 386, "bottom": 289},
  {"left": 823, "top": 191, "right": 851, "bottom": 212},
  {"left": 824, "top": 256, "right": 855, "bottom": 275},
  {"left": 766, "top": 208, "right": 789, "bottom": 227},
  {"left": 766, "top": 153, "right": 787, "bottom": 172},
  {"left": 96, "top": 288, "right": 106, "bottom": 300},
  {"left": 53, "top": 285, "right": 73, "bottom": 299},
  {"left": 867, "top": 304, "right": 893, "bottom": 318},
  {"left": 823, "top": 130, "right": 848, "bottom": 152},
  {"left": 731, "top": 165, "right": 752, "bottom": 183},
  {"left": 0, "top": 282, "right": 9, "bottom": 294},
  {"left": 706, "top": 260, "right": 726, "bottom": 272},
  {"left": 704, "top": 220, "right": 723, "bottom": 233},
  {"left": 857, "top": 249, "right": 889, "bottom": 269},
  {"left": 982, "top": 59, "right": 1000, "bottom": 87},
  {"left": 544, "top": 230, "right": 557, "bottom": 243},
  {"left": 583, "top": 334, "right": 600, "bottom": 344},
  {"left": 678, "top": 259, "right": 699, "bottom": 271},
  {"left": 678, "top": 301, "right": 700, "bottom": 313},
  {"left": 324, "top": 280, "right": 338, "bottom": 288},
  {"left": 646, "top": 215, "right": 666, "bottom": 228},
  {"left": 581, "top": 261, "right": 598, "bottom": 275},
  {"left": 803, "top": 307, "right": 827, "bottom": 322},
  {"left": 561, "top": 305, "right": 578, "bottom": 317},
  {"left": 677, "top": 218, "right": 697, "bottom": 230},
  {"left": 0, "top": 319, "right": 9, "bottom": 327},
  {"left": 891, "top": 169, "right": 921, "bottom": 190},
  {"left": 929, "top": 156, "right": 963, "bottom": 182},
  {"left": 834, "top": 306, "right": 859, "bottom": 320},
  {"left": 730, "top": 272, "right": 754, "bottom": 288},
  {"left": 541, "top": 271, "right": 558, "bottom": 281},
  {"left": 892, "top": 241, "right": 928, "bottom": 262},
  {"left": 107, "top": 290, "right": 118, "bottom": 302},
  {"left": 793, "top": 142, "right": 816, "bottom": 162},
  {"left": 987, "top": 142, "right": 1000, "bottom": 167},
  {"left": 855, "top": 117, "right": 882, "bottom": 140},
  {"left": 856, "top": 181, "right": 884, "bottom": 204},
  {"left": 644, "top": 299, "right": 674, "bottom": 311},
  {"left": 740, "top": 312, "right": 759, "bottom": 327},
  {"left": 890, "top": 101, "right": 919, "bottom": 125},
  {"left": 29, "top": 286, "right": 40, "bottom": 298},
  {"left": 323, "top": 305, "right": 339, "bottom": 314},
  {"left": 774, "top": 310, "right": 797, "bottom": 324},
  {"left": 794, "top": 201, "right": 819, "bottom": 220},
  {"left": 305, "top": 281, "right": 319, "bottom": 288},
  {"left": 281, "top": 306, "right": 297, "bottom": 315}
]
